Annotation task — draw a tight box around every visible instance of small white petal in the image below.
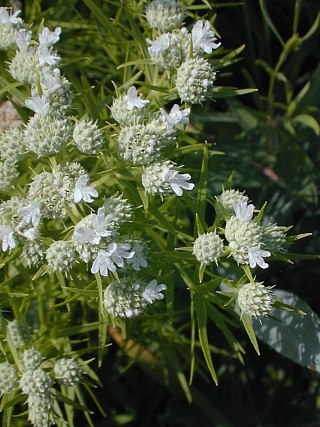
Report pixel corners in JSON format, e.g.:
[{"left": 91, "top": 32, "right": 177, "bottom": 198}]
[{"left": 15, "top": 29, "right": 32, "bottom": 52}]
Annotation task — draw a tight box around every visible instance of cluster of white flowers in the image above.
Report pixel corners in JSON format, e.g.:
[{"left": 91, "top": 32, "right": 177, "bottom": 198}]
[
  {"left": 0, "top": 7, "right": 166, "bottom": 325},
  {"left": 145, "top": 1, "right": 220, "bottom": 103},
  {"left": 111, "top": 85, "right": 194, "bottom": 197},
  {"left": 192, "top": 189, "right": 288, "bottom": 318},
  {"left": 1, "top": 321, "right": 84, "bottom": 427},
  {"left": 194, "top": 188, "right": 287, "bottom": 272}
]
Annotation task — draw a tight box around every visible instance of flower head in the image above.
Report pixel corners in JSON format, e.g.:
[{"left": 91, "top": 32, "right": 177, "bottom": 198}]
[
  {"left": 0, "top": 362, "right": 17, "bottom": 396},
  {"left": 73, "top": 118, "right": 104, "bottom": 154},
  {"left": 216, "top": 189, "right": 249, "bottom": 217},
  {"left": 103, "top": 277, "right": 166, "bottom": 318},
  {"left": 46, "top": 240, "right": 77, "bottom": 272},
  {"left": 145, "top": 0, "right": 185, "bottom": 31},
  {"left": 142, "top": 161, "right": 194, "bottom": 197},
  {"left": 54, "top": 358, "right": 82, "bottom": 386},
  {"left": 193, "top": 232, "right": 224, "bottom": 265},
  {"left": 21, "top": 348, "right": 43, "bottom": 371},
  {"left": 147, "top": 31, "right": 189, "bottom": 71},
  {"left": 237, "top": 282, "right": 273, "bottom": 318},
  {"left": 176, "top": 57, "right": 216, "bottom": 104}
]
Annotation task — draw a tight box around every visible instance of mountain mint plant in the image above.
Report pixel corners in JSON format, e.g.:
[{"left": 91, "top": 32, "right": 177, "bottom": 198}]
[{"left": 0, "top": 2, "right": 311, "bottom": 426}]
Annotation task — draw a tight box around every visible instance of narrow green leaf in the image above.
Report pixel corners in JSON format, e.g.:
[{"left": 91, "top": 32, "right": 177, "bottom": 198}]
[
  {"left": 195, "top": 294, "right": 218, "bottom": 384},
  {"left": 241, "top": 313, "right": 260, "bottom": 354},
  {"left": 301, "top": 12, "right": 320, "bottom": 42},
  {"left": 196, "top": 143, "right": 208, "bottom": 225},
  {"left": 259, "top": 0, "right": 284, "bottom": 46}
]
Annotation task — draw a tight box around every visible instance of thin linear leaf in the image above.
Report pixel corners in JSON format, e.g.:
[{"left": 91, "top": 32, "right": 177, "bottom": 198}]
[{"left": 195, "top": 293, "right": 218, "bottom": 384}]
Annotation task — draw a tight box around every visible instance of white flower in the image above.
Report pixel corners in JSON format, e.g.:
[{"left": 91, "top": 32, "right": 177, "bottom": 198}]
[
  {"left": 147, "top": 34, "right": 170, "bottom": 55},
  {"left": 0, "top": 7, "right": 22, "bottom": 24},
  {"left": 72, "top": 208, "right": 116, "bottom": 245},
  {"left": 126, "top": 241, "right": 148, "bottom": 271},
  {"left": 0, "top": 225, "right": 16, "bottom": 251},
  {"left": 160, "top": 104, "right": 190, "bottom": 128},
  {"left": 39, "top": 27, "right": 61, "bottom": 47},
  {"left": 38, "top": 44, "right": 60, "bottom": 66},
  {"left": 15, "top": 29, "right": 32, "bottom": 52},
  {"left": 25, "top": 89, "right": 50, "bottom": 117},
  {"left": 18, "top": 226, "right": 39, "bottom": 241},
  {"left": 40, "top": 67, "right": 62, "bottom": 92},
  {"left": 248, "top": 245, "right": 271, "bottom": 269},
  {"left": 164, "top": 169, "right": 195, "bottom": 196},
  {"left": 92, "top": 207, "right": 116, "bottom": 239},
  {"left": 18, "top": 201, "right": 41, "bottom": 227},
  {"left": 91, "top": 242, "right": 134, "bottom": 276},
  {"left": 124, "top": 86, "right": 149, "bottom": 110},
  {"left": 74, "top": 175, "right": 98, "bottom": 203},
  {"left": 73, "top": 222, "right": 100, "bottom": 245},
  {"left": 191, "top": 20, "right": 221, "bottom": 54},
  {"left": 142, "top": 280, "right": 167, "bottom": 304},
  {"left": 233, "top": 200, "right": 255, "bottom": 222}
]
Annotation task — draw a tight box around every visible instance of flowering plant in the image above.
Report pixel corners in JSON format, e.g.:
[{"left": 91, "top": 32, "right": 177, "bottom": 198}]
[{"left": 0, "top": 1, "right": 318, "bottom": 426}]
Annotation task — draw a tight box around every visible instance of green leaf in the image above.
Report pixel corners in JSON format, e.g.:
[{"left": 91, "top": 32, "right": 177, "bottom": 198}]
[
  {"left": 196, "top": 143, "right": 209, "bottom": 226},
  {"left": 293, "top": 114, "right": 320, "bottom": 135},
  {"left": 241, "top": 313, "right": 260, "bottom": 355},
  {"left": 259, "top": 0, "right": 284, "bottom": 46},
  {"left": 301, "top": 11, "right": 320, "bottom": 42},
  {"left": 211, "top": 86, "right": 258, "bottom": 99},
  {"left": 194, "top": 294, "right": 218, "bottom": 384},
  {"left": 253, "top": 290, "right": 320, "bottom": 373}
]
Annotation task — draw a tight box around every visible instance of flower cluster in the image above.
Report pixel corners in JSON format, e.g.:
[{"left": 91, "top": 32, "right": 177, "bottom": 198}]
[
  {"left": 0, "top": 345, "right": 82, "bottom": 427},
  {"left": 0, "top": 2, "right": 303, "bottom": 424},
  {"left": 145, "top": 2, "right": 220, "bottom": 103},
  {"left": 112, "top": 85, "right": 194, "bottom": 197},
  {"left": 192, "top": 188, "right": 289, "bottom": 317},
  {"left": 193, "top": 188, "right": 287, "bottom": 270},
  {"left": 0, "top": 7, "right": 168, "bottom": 324},
  {"left": 2, "top": 319, "right": 84, "bottom": 427}
]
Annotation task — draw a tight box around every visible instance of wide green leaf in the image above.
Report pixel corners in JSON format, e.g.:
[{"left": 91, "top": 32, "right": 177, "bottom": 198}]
[{"left": 254, "top": 290, "right": 320, "bottom": 373}]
